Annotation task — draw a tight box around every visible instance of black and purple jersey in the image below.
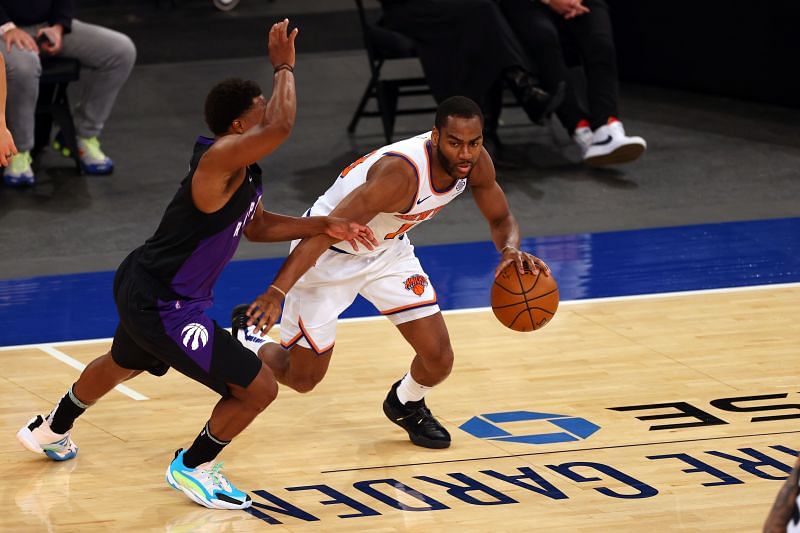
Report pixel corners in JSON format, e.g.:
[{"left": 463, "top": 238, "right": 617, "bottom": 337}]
[{"left": 132, "top": 136, "right": 263, "bottom": 303}]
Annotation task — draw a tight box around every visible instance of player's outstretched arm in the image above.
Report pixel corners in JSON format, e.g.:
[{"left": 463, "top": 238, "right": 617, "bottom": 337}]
[
  {"left": 470, "top": 149, "right": 550, "bottom": 278},
  {"left": 244, "top": 206, "right": 378, "bottom": 249},
  {"left": 246, "top": 157, "right": 416, "bottom": 335},
  {"left": 763, "top": 456, "right": 800, "bottom": 532},
  {"left": 206, "top": 19, "right": 298, "bottom": 173}
]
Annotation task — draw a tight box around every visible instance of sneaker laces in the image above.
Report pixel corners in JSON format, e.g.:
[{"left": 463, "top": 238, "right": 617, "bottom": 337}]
[
  {"left": 196, "top": 461, "right": 232, "bottom": 493},
  {"left": 399, "top": 401, "right": 442, "bottom": 430},
  {"left": 78, "top": 137, "right": 109, "bottom": 161},
  {"left": 9, "top": 151, "right": 32, "bottom": 174}
]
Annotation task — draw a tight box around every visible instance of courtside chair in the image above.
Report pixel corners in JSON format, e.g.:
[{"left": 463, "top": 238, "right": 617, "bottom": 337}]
[
  {"left": 33, "top": 56, "right": 82, "bottom": 173},
  {"left": 348, "top": 0, "right": 436, "bottom": 144}
]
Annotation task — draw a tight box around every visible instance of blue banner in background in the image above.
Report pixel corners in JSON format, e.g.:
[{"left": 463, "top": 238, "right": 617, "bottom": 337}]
[{"left": 1, "top": 217, "right": 798, "bottom": 346}]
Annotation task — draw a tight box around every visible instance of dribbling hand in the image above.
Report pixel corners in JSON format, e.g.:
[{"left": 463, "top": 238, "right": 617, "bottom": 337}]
[{"left": 494, "top": 246, "right": 551, "bottom": 279}]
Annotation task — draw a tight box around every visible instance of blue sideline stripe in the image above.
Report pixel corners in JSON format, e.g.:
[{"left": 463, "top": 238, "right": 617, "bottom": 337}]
[{"left": 1, "top": 217, "right": 798, "bottom": 346}]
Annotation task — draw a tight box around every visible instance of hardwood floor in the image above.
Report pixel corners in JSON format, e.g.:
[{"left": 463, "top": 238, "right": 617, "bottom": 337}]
[{"left": 2, "top": 285, "right": 798, "bottom": 531}]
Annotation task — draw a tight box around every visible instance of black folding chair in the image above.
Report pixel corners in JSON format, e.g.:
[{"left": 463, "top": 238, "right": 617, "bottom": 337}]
[
  {"left": 33, "top": 57, "right": 82, "bottom": 172},
  {"left": 347, "top": 0, "right": 436, "bottom": 144}
]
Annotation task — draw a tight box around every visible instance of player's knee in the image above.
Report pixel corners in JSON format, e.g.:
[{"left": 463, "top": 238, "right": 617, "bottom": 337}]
[
  {"left": 424, "top": 344, "right": 454, "bottom": 376},
  {"left": 243, "top": 369, "right": 278, "bottom": 411},
  {"left": 291, "top": 375, "right": 322, "bottom": 394},
  {"left": 440, "top": 346, "right": 455, "bottom": 374}
]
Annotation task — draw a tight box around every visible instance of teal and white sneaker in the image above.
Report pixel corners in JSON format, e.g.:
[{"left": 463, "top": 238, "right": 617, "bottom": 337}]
[
  {"left": 4, "top": 151, "right": 35, "bottom": 186},
  {"left": 166, "top": 449, "right": 252, "bottom": 510},
  {"left": 16, "top": 415, "right": 78, "bottom": 461},
  {"left": 76, "top": 136, "right": 114, "bottom": 175}
]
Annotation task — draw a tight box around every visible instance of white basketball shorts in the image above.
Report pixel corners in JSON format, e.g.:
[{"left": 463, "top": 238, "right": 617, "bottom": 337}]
[{"left": 279, "top": 239, "right": 440, "bottom": 354}]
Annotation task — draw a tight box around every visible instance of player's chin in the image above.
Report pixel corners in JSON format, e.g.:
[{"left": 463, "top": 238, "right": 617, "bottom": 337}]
[{"left": 457, "top": 163, "right": 472, "bottom": 174}]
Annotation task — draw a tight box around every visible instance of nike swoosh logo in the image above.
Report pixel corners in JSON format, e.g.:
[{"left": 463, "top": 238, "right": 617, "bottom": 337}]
[
  {"left": 416, "top": 195, "right": 432, "bottom": 205},
  {"left": 592, "top": 135, "right": 613, "bottom": 146}
]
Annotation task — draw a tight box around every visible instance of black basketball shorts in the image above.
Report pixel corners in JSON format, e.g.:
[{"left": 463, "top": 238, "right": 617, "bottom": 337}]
[{"left": 110, "top": 256, "right": 262, "bottom": 396}]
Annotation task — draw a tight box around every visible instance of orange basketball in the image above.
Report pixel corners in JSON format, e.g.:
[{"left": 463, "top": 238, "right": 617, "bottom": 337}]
[{"left": 491, "top": 263, "right": 559, "bottom": 332}]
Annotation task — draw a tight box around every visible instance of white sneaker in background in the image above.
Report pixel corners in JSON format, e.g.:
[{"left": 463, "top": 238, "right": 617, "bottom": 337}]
[
  {"left": 583, "top": 119, "right": 646, "bottom": 167},
  {"left": 572, "top": 120, "right": 594, "bottom": 157}
]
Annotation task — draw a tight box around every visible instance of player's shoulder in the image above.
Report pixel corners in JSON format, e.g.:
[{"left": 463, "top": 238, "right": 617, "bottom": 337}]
[{"left": 369, "top": 152, "right": 419, "bottom": 183}]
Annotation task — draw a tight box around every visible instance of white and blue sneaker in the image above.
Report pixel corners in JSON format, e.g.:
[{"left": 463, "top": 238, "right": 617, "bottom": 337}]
[
  {"left": 16, "top": 415, "right": 78, "bottom": 461},
  {"left": 231, "top": 303, "right": 276, "bottom": 355},
  {"left": 166, "top": 449, "right": 252, "bottom": 510},
  {"left": 583, "top": 118, "right": 646, "bottom": 167}
]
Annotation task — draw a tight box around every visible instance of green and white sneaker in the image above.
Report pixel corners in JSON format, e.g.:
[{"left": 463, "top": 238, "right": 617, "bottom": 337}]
[
  {"left": 4, "top": 151, "right": 35, "bottom": 186},
  {"left": 76, "top": 136, "right": 114, "bottom": 175},
  {"left": 166, "top": 449, "right": 252, "bottom": 510}
]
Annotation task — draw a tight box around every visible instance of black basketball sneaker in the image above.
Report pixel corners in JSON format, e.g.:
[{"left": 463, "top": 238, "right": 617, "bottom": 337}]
[{"left": 383, "top": 381, "right": 451, "bottom": 449}]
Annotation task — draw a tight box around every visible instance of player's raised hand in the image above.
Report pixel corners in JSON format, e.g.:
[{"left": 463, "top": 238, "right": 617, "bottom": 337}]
[
  {"left": 324, "top": 218, "right": 379, "bottom": 251},
  {"left": 494, "top": 246, "right": 551, "bottom": 278},
  {"left": 247, "top": 285, "right": 285, "bottom": 336},
  {"left": 268, "top": 18, "right": 298, "bottom": 69}
]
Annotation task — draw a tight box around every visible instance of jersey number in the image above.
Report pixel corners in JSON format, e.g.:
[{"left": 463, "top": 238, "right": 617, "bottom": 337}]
[
  {"left": 384, "top": 223, "right": 414, "bottom": 240},
  {"left": 339, "top": 150, "right": 375, "bottom": 179}
]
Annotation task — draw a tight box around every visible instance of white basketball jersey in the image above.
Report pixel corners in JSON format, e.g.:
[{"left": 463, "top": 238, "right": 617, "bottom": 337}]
[{"left": 308, "top": 132, "right": 469, "bottom": 255}]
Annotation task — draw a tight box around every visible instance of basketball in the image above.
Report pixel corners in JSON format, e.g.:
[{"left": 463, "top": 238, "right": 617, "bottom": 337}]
[{"left": 491, "top": 263, "right": 559, "bottom": 332}]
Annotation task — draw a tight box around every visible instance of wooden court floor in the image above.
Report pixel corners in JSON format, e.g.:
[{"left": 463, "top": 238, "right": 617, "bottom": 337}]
[{"left": 2, "top": 284, "right": 799, "bottom": 532}]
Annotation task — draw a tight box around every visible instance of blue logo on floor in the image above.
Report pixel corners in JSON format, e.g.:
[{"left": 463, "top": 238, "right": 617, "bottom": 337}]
[{"left": 459, "top": 411, "right": 600, "bottom": 444}]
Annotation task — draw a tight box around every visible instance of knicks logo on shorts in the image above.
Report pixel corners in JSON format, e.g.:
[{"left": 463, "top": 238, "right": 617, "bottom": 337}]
[
  {"left": 181, "top": 323, "right": 209, "bottom": 351},
  {"left": 404, "top": 274, "right": 428, "bottom": 296}
]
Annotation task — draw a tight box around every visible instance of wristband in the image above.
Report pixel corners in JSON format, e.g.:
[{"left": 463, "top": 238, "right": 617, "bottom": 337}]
[
  {"left": 0, "top": 22, "right": 17, "bottom": 37},
  {"left": 274, "top": 63, "right": 294, "bottom": 74},
  {"left": 269, "top": 284, "right": 287, "bottom": 297}
]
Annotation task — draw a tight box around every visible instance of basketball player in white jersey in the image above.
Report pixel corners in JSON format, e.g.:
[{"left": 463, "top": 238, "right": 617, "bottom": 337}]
[{"left": 233, "top": 96, "right": 550, "bottom": 448}]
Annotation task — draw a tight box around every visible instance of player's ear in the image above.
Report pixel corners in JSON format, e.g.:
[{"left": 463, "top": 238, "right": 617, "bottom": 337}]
[
  {"left": 431, "top": 127, "right": 439, "bottom": 144},
  {"left": 232, "top": 119, "right": 243, "bottom": 134}
]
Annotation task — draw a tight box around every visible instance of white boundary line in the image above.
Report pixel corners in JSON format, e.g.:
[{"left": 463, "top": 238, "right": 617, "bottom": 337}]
[
  {"left": 36, "top": 345, "right": 149, "bottom": 401},
  {"left": 1, "top": 281, "right": 798, "bottom": 353}
]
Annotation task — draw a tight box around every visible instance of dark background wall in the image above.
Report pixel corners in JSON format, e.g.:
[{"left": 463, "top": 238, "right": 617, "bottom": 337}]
[
  {"left": 76, "top": 0, "right": 799, "bottom": 109},
  {"left": 608, "top": 0, "right": 799, "bottom": 109}
]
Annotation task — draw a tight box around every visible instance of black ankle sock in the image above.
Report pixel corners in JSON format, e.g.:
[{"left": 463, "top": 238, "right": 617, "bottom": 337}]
[
  {"left": 48, "top": 384, "right": 88, "bottom": 434},
  {"left": 183, "top": 422, "right": 230, "bottom": 468}
]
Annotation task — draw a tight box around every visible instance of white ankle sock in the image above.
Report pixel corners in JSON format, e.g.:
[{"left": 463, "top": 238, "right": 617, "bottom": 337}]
[
  {"left": 396, "top": 373, "right": 432, "bottom": 404},
  {"left": 236, "top": 325, "right": 276, "bottom": 355}
]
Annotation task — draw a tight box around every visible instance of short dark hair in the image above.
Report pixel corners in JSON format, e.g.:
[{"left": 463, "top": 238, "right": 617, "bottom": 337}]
[
  {"left": 204, "top": 78, "right": 262, "bottom": 135},
  {"left": 434, "top": 96, "right": 484, "bottom": 130}
]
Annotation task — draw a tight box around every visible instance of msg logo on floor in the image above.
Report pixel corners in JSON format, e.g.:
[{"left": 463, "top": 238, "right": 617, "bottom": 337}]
[{"left": 245, "top": 444, "right": 797, "bottom": 525}]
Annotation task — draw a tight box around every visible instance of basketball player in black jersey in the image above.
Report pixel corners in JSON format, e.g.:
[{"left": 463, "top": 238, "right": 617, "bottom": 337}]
[{"left": 16, "top": 20, "right": 376, "bottom": 510}]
